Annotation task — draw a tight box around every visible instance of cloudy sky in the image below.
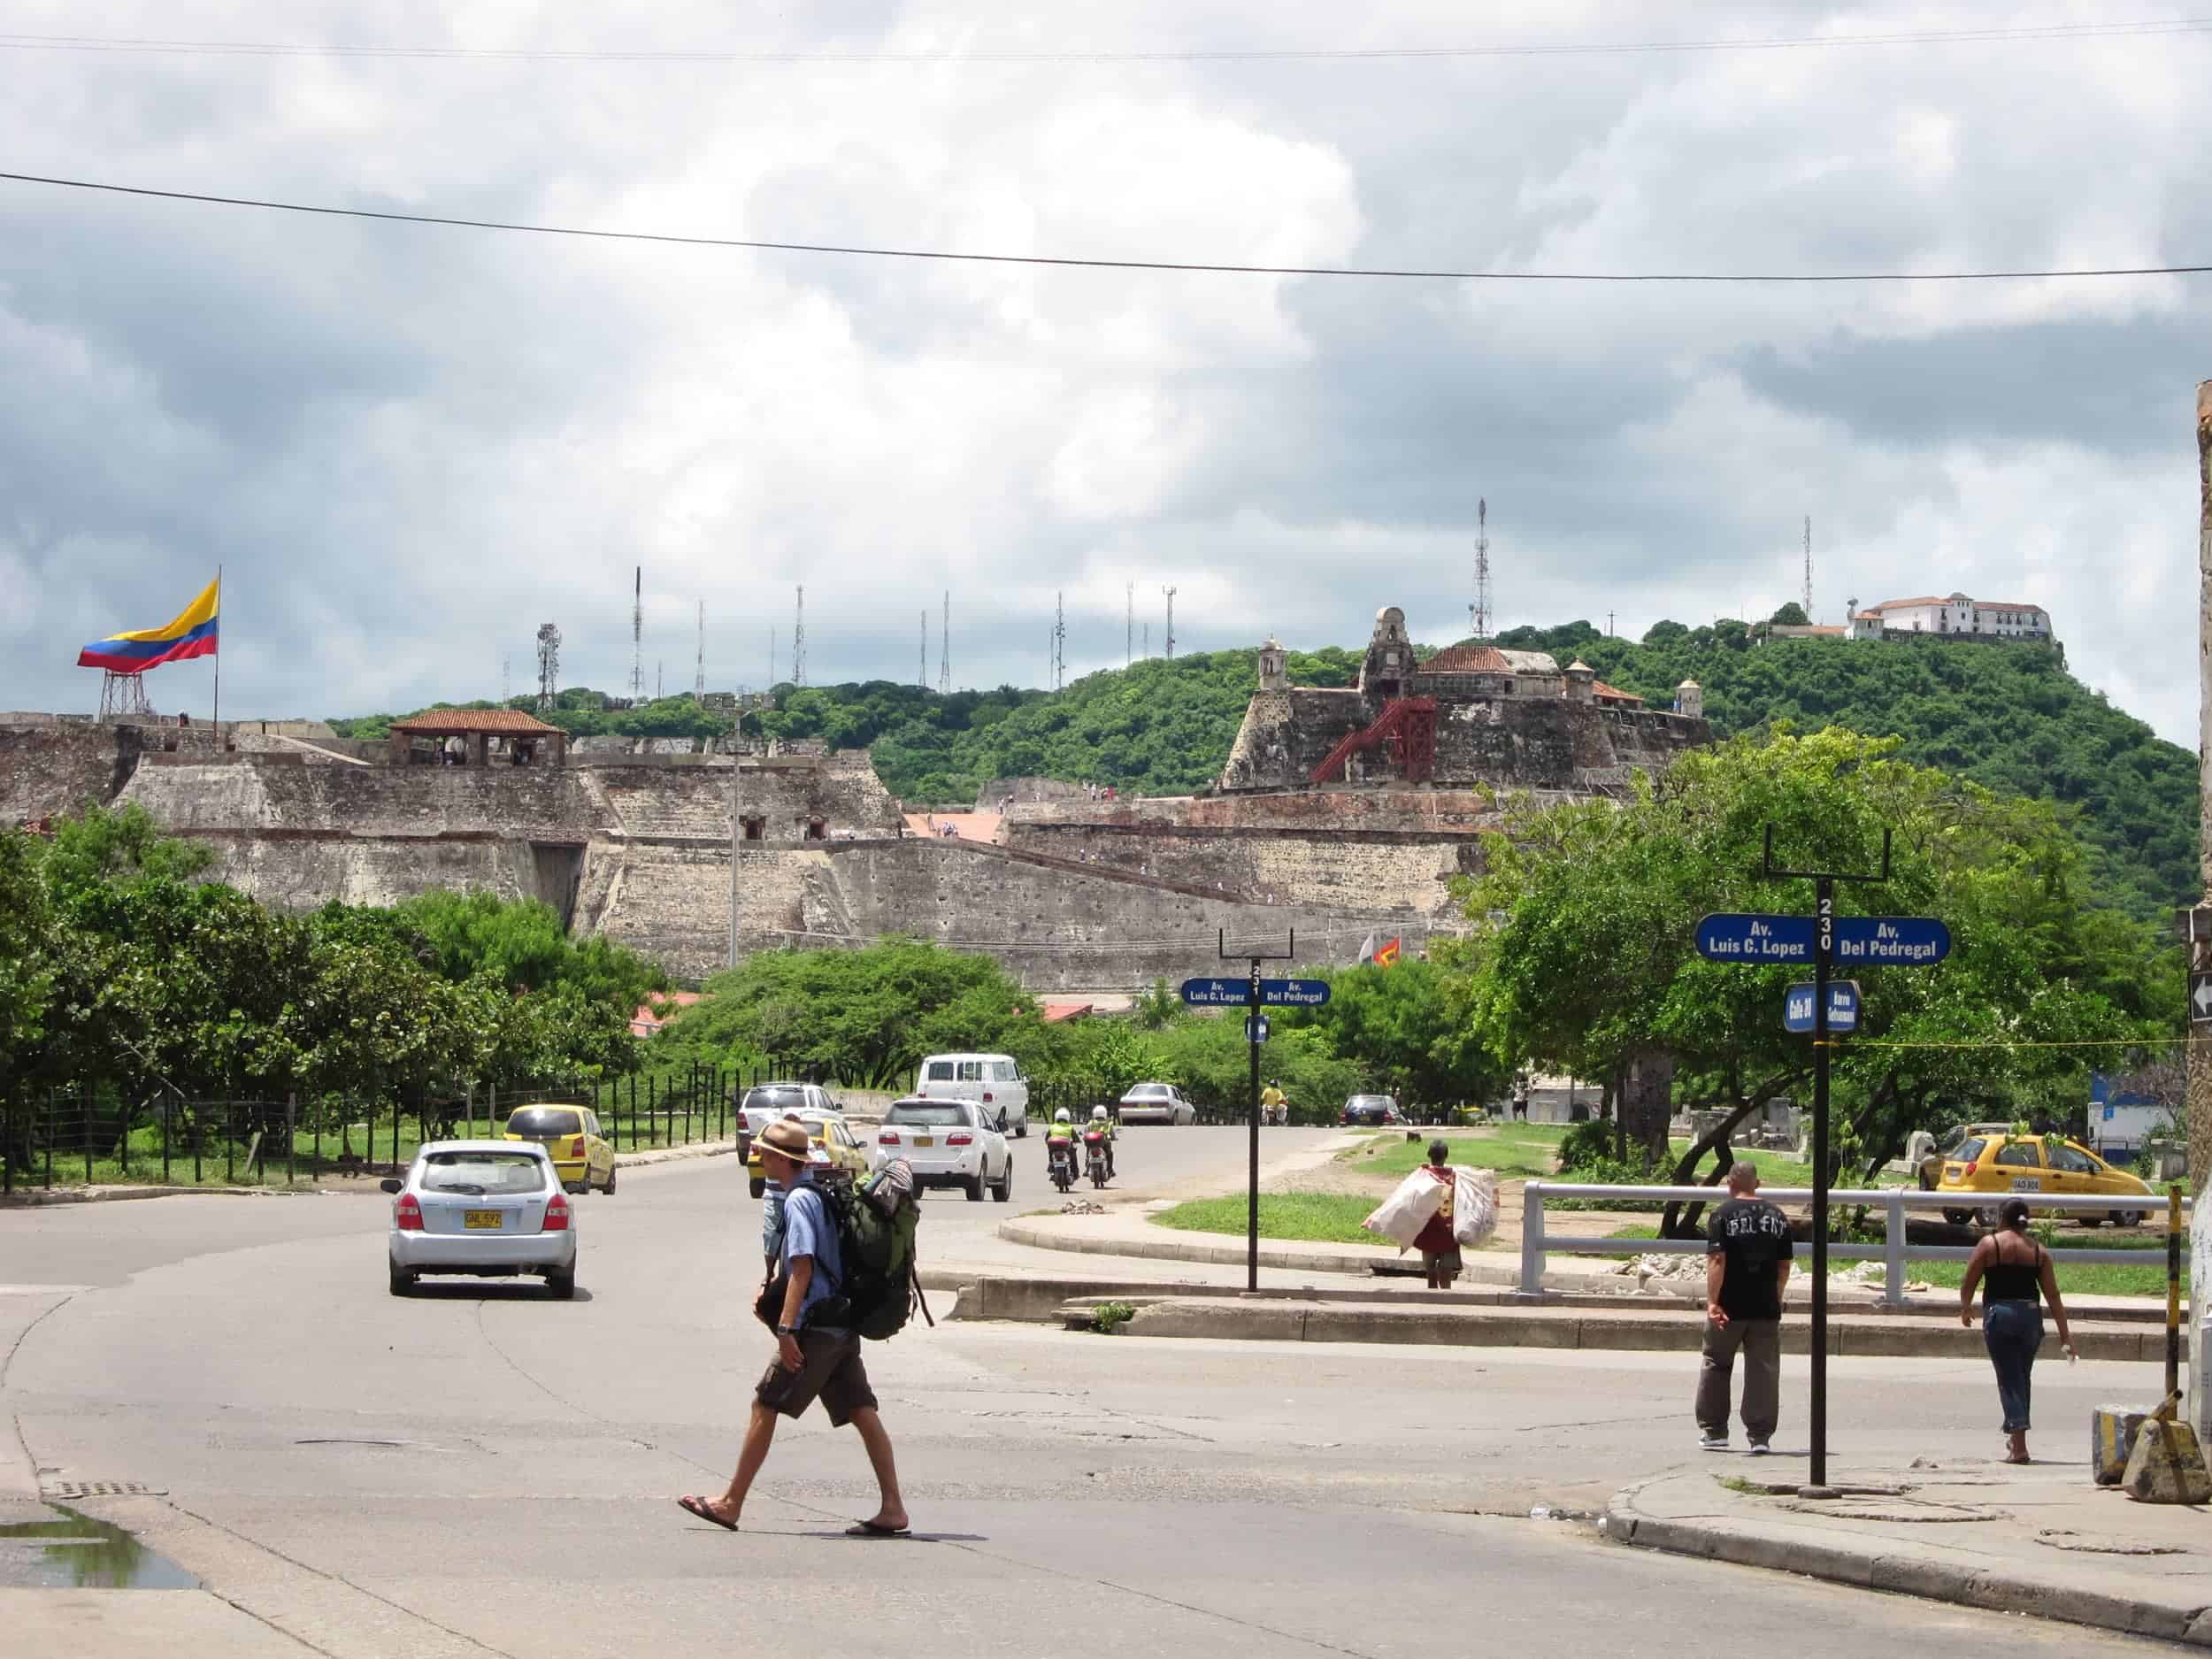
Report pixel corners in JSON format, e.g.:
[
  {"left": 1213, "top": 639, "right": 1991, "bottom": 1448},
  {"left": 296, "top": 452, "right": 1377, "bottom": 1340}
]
[{"left": 3, "top": 4, "right": 2208, "bottom": 742}]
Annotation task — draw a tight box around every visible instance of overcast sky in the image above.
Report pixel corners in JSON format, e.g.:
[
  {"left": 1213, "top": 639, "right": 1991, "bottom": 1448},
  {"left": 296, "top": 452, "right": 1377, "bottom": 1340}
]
[{"left": 3, "top": 4, "right": 2207, "bottom": 743}]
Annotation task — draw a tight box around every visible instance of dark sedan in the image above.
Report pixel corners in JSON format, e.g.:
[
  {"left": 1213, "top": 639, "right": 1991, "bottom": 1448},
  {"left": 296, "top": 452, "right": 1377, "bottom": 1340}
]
[{"left": 1340, "top": 1094, "right": 1402, "bottom": 1126}]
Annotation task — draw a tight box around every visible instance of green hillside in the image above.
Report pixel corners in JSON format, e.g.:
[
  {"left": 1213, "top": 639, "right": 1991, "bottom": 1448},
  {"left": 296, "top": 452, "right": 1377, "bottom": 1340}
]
[{"left": 332, "top": 624, "right": 2194, "bottom": 921}]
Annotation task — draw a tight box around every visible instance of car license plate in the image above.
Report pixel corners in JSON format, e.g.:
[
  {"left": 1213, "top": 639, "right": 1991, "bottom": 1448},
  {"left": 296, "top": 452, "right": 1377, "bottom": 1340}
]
[
  {"left": 2009, "top": 1177, "right": 2041, "bottom": 1193},
  {"left": 465, "top": 1210, "right": 503, "bottom": 1229},
  {"left": 912, "top": 1135, "right": 934, "bottom": 1148}
]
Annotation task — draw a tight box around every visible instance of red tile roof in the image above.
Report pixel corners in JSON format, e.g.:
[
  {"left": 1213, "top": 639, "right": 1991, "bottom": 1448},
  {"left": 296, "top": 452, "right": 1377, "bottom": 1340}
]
[
  {"left": 1421, "top": 642, "right": 1512, "bottom": 673},
  {"left": 390, "top": 708, "right": 565, "bottom": 736},
  {"left": 1591, "top": 680, "right": 1645, "bottom": 705},
  {"left": 1041, "top": 1000, "right": 1094, "bottom": 1022}
]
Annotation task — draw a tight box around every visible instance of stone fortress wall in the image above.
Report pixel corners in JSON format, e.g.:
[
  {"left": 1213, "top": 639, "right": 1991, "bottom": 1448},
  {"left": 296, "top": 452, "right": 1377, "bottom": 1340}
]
[{"left": 2, "top": 606, "right": 1712, "bottom": 991}]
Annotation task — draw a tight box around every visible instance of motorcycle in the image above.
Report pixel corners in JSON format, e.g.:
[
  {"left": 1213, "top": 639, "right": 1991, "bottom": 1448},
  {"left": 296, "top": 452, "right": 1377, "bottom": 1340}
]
[
  {"left": 1048, "top": 1140, "right": 1077, "bottom": 1194},
  {"left": 1083, "top": 1128, "right": 1110, "bottom": 1188}
]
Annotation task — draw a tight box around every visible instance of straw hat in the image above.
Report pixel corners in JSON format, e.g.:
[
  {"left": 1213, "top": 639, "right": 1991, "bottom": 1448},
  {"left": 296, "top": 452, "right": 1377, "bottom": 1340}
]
[{"left": 757, "top": 1119, "right": 812, "bottom": 1162}]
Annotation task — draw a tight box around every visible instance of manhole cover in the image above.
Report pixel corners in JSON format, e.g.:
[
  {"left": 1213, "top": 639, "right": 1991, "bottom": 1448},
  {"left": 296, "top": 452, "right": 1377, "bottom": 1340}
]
[
  {"left": 2037, "top": 1529, "right": 2188, "bottom": 1557},
  {"left": 38, "top": 1481, "right": 165, "bottom": 1501}
]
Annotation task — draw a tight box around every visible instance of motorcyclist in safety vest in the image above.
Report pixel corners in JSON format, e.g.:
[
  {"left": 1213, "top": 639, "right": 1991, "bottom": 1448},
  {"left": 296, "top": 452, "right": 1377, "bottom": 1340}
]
[
  {"left": 1259, "top": 1080, "right": 1288, "bottom": 1126},
  {"left": 1046, "top": 1109, "right": 1079, "bottom": 1184},
  {"left": 1087, "top": 1105, "right": 1117, "bottom": 1180}
]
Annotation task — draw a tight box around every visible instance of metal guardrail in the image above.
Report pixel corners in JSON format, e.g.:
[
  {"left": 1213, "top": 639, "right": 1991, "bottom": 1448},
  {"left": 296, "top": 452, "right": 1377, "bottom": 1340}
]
[{"left": 1517, "top": 1182, "right": 2192, "bottom": 1309}]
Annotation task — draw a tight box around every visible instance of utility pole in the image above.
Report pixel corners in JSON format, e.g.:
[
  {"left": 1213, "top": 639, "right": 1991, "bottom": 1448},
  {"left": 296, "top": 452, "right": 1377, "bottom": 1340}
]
[
  {"left": 1803, "top": 516, "right": 1815, "bottom": 620},
  {"left": 1163, "top": 586, "right": 1177, "bottom": 660},
  {"left": 2189, "top": 380, "right": 2212, "bottom": 1437},
  {"left": 1219, "top": 928, "right": 1294, "bottom": 1293},
  {"left": 1471, "top": 496, "right": 1491, "bottom": 640},
  {"left": 630, "top": 566, "right": 644, "bottom": 703}
]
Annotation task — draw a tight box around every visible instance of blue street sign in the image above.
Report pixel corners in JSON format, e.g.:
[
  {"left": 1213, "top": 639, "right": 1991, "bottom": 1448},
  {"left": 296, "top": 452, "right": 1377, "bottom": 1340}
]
[
  {"left": 1245, "top": 1014, "right": 1271, "bottom": 1042},
  {"left": 1179, "top": 977, "right": 1333, "bottom": 1008},
  {"left": 1694, "top": 913, "right": 1817, "bottom": 964},
  {"left": 1784, "top": 980, "right": 1860, "bottom": 1034},
  {"left": 1830, "top": 917, "right": 1950, "bottom": 965}
]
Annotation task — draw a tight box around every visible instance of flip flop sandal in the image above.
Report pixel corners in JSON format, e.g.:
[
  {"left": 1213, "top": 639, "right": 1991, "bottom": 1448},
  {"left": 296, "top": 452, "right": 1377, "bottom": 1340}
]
[
  {"left": 845, "top": 1520, "right": 910, "bottom": 1537},
  {"left": 679, "top": 1495, "right": 739, "bottom": 1532}
]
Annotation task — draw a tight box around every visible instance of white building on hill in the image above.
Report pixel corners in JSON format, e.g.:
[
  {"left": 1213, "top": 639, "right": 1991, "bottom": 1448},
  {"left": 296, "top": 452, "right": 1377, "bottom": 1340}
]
[{"left": 1847, "top": 592, "right": 2053, "bottom": 643}]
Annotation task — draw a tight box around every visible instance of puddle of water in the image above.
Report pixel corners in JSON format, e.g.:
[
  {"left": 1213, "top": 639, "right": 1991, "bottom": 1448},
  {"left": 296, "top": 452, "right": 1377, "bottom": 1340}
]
[{"left": 0, "top": 1504, "right": 200, "bottom": 1590}]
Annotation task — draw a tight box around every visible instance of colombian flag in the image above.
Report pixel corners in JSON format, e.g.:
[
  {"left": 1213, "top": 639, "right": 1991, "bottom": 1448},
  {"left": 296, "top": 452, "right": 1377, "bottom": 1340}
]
[{"left": 77, "top": 578, "right": 220, "bottom": 672}]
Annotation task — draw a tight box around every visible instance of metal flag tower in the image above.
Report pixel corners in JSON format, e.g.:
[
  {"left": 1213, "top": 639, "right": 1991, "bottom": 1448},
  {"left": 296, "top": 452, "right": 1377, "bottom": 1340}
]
[{"left": 1471, "top": 497, "right": 1492, "bottom": 640}]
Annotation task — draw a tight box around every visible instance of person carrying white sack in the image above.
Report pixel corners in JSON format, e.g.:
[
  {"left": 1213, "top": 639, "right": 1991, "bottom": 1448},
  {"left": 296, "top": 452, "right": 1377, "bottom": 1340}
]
[{"left": 1363, "top": 1141, "right": 1500, "bottom": 1288}]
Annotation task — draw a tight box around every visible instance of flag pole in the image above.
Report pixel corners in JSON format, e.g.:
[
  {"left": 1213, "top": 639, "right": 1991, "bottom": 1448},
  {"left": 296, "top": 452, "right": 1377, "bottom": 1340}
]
[{"left": 211, "top": 565, "right": 222, "bottom": 740}]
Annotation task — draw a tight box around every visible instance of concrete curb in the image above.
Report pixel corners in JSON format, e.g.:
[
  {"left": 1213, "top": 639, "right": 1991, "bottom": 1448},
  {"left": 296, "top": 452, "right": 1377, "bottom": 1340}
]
[
  {"left": 0, "top": 1137, "right": 737, "bottom": 1208},
  {"left": 1601, "top": 1482, "right": 2212, "bottom": 1647},
  {"left": 994, "top": 1217, "right": 1523, "bottom": 1286}
]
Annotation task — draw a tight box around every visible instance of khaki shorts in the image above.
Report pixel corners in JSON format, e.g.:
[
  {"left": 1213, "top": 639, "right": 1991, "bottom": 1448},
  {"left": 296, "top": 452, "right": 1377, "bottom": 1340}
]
[{"left": 757, "top": 1330, "right": 877, "bottom": 1427}]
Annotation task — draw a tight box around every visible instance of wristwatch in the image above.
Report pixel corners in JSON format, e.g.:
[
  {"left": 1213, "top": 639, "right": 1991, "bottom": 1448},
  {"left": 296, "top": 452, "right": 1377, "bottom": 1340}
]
[{"left": 776, "top": 1324, "right": 798, "bottom": 1336}]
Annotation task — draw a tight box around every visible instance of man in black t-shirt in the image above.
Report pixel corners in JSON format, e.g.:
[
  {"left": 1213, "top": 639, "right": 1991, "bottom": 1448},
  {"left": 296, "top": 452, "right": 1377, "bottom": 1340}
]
[{"left": 1697, "top": 1161, "right": 1794, "bottom": 1454}]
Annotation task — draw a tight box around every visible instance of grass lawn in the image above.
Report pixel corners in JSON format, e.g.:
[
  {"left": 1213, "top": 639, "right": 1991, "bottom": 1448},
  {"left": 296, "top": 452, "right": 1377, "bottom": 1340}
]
[
  {"left": 1344, "top": 1125, "right": 1565, "bottom": 1181},
  {"left": 1150, "top": 1192, "right": 1385, "bottom": 1247},
  {"left": 1595, "top": 1223, "right": 2185, "bottom": 1298}
]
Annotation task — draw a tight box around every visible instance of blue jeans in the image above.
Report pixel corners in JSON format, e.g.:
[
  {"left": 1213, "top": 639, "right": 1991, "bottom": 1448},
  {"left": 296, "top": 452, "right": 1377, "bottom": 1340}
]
[{"left": 1983, "top": 1300, "right": 2043, "bottom": 1432}]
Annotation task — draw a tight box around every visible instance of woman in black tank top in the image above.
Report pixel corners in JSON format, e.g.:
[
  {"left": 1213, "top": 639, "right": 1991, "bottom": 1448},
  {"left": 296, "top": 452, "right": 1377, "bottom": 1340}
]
[{"left": 1958, "top": 1198, "right": 2077, "bottom": 1464}]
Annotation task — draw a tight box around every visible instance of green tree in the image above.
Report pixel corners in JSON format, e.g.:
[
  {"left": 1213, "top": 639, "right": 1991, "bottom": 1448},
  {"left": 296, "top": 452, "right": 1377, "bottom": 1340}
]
[{"left": 1769, "top": 603, "right": 1810, "bottom": 626}]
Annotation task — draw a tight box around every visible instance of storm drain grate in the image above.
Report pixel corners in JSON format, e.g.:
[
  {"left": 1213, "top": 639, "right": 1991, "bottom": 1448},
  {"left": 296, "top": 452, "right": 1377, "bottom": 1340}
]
[{"left": 39, "top": 1480, "right": 166, "bottom": 1500}]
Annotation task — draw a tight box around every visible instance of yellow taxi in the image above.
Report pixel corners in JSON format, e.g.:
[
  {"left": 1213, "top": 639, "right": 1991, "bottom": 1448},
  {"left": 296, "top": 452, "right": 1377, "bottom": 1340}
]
[
  {"left": 1934, "top": 1131, "right": 2153, "bottom": 1227},
  {"left": 502, "top": 1103, "right": 616, "bottom": 1195},
  {"left": 745, "top": 1109, "right": 871, "bottom": 1199}
]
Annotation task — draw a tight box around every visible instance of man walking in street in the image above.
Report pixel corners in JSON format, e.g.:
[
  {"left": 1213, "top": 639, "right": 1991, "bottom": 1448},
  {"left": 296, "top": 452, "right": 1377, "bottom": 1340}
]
[
  {"left": 677, "top": 1119, "right": 910, "bottom": 1536},
  {"left": 1698, "top": 1160, "right": 1793, "bottom": 1455}
]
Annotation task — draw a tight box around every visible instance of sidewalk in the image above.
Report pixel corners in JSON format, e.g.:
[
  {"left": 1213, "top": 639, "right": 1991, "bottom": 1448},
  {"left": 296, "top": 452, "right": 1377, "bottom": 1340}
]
[{"left": 1606, "top": 1455, "right": 2212, "bottom": 1645}]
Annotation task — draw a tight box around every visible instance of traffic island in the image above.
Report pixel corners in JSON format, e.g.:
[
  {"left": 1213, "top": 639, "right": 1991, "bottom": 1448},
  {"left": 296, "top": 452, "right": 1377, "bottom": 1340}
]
[{"left": 1604, "top": 1460, "right": 2212, "bottom": 1645}]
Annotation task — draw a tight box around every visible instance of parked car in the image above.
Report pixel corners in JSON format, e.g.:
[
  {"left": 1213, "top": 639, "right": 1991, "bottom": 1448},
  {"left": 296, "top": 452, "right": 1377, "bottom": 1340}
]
[
  {"left": 1340, "top": 1094, "right": 1402, "bottom": 1127},
  {"left": 736, "top": 1082, "right": 841, "bottom": 1171},
  {"left": 1933, "top": 1132, "right": 2154, "bottom": 1226},
  {"left": 745, "top": 1107, "right": 870, "bottom": 1199},
  {"left": 915, "top": 1052, "right": 1030, "bottom": 1137},
  {"left": 385, "top": 1141, "right": 576, "bottom": 1298},
  {"left": 872, "top": 1098, "right": 1013, "bottom": 1202},
  {"left": 500, "top": 1103, "right": 615, "bottom": 1195},
  {"left": 1118, "top": 1082, "right": 1197, "bottom": 1125}
]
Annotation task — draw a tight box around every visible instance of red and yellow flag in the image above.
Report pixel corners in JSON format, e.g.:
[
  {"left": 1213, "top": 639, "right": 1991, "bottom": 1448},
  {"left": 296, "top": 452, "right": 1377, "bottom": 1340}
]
[{"left": 1373, "top": 937, "right": 1402, "bottom": 968}]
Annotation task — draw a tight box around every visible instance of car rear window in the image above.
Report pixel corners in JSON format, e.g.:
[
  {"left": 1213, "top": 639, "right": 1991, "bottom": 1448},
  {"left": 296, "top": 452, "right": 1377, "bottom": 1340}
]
[
  {"left": 1350, "top": 1095, "right": 1391, "bottom": 1109},
  {"left": 505, "top": 1108, "right": 582, "bottom": 1138},
  {"left": 1125, "top": 1086, "right": 1168, "bottom": 1100},
  {"left": 422, "top": 1151, "right": 546, "bottom": 1194},
  {"left": 1953, "top": 1138, "right": 1986, "bottom": 1164},
  {"left": 887, "top": 1102, "right": 968, "bottom": 1126},
  {"left": 744, "top": 1087, "right": 810, "bottom": 1114}
]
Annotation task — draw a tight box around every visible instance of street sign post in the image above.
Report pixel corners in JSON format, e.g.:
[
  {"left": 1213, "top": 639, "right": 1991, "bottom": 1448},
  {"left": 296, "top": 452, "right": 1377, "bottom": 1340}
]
[
  {"left": 1179, "top": 977, "right": 1333, "bottom": 1008},
  {"left": 1784, "top": 980, "right": 1859, "bottom": 1034}
]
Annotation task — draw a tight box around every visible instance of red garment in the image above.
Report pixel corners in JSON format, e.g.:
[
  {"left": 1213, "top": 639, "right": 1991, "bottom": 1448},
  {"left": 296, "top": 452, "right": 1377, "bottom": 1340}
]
[{"left": 1409, "top": 1165, "right": 1455, "bottom": 1255}]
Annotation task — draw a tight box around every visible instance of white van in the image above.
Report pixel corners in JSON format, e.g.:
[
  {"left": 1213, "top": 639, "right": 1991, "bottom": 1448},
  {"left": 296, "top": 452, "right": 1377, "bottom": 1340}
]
[{"left": 915, "top": 1053, "right": 1031, "bottom": 1138}]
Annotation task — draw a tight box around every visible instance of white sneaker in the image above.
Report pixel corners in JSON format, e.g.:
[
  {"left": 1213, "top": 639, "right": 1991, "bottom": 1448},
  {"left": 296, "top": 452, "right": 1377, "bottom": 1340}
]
[
  {"left": 1699, "top": 1433, "right": 1729, "bottom": 1451},
  {"left": 1747, "top": 1440, "right": 1772, "bottom": 1456}
]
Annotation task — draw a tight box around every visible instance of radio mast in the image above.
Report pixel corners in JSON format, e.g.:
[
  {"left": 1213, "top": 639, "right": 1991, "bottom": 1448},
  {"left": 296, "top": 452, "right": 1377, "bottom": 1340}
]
[
  {"left": 629, "top": 566, "right": 644, "bottom": 703},
  {"left": 1052, "top": 592, "right": 1067, "bottom": 689},
  {"left": 792, "top": 586, "right": 807, "bottom": 687},
  {"left": 1162, "top": 586, "right": 1177, "bottom": 660},
  {"left": 1803, "top": 515, "right": 1814, "bottom": 619},
  {"left": 694, "top": 600, "right": 706, "bottom": 699},
  {"left": 1471, "top": 498, "right": 1492, "bottom": 640}
]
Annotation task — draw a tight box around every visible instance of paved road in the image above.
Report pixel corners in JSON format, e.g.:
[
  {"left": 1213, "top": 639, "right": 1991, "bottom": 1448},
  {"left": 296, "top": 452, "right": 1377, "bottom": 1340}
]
[{"left": 0, "top": 1153, "right": 2168, "bottom": 1657}]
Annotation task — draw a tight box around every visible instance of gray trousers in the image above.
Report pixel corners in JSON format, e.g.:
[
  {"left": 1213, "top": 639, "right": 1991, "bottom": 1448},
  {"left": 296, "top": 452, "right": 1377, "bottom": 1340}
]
[{"left": 1696, "top": 1317, "right": 1781, "bottom": 1441}]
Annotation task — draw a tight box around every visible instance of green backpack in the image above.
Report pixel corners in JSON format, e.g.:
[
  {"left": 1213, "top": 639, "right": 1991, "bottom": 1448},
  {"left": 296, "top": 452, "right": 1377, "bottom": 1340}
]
[{"left": 812, "top": 1164, "right": 931, "bottom": 1341}]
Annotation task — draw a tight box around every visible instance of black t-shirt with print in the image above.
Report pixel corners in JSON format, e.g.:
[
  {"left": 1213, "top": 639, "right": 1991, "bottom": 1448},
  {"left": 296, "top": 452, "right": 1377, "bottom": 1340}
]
[{"left": 1706, "top": 1197, "right": 1794, "bottom": 1321}]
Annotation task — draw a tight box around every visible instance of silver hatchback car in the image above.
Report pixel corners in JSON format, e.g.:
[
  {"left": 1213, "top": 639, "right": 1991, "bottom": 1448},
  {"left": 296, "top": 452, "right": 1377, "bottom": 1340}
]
[{"left": 384, "top": 1141, "right": 578, "bottom": 1299}]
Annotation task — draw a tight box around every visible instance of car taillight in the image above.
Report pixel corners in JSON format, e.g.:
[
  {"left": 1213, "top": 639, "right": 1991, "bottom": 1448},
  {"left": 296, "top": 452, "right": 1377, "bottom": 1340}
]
[
  {"left": 947, "top": 1133, "right": 973, "bottom": 1147},
  {"left": 571, "top": 1135, "right": 587, "bottom": 1156},
  {"left": 542, "top": 1193, "right": 571, "bottom": 1232},
  {"left": 395, "top": 1193, "right": 423, "bottom": 1231},
  {"left": 1962, "top": 1160, "right": 1978, "bottom": 1179},
  {"left": 982, "top": 1090, "right": 994, "bottom": 1102},
  {"left": 879, "top": 1130, "right": 901, "bottom": 1145}
]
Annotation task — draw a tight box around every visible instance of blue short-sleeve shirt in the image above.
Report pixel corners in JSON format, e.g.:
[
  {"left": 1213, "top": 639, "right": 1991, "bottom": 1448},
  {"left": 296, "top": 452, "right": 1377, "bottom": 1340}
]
[{"left": 779, "top": 1179, "right": 844, "bottom": 1327}]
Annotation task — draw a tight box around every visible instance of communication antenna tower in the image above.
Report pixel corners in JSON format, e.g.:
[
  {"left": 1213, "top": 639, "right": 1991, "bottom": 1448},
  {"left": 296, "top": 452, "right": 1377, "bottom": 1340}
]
[
  {"left": 1802, "top": 515, "right": 1814, "bottom": 619},
  {"left": 1125, "top": 582, "right": 1133, "bottom": 667},
  {"left": 1470, "top": 497, "right": 1492, "bottom": 640},
  {"left": 792, "top": 585, "right": 807, "bottom": 687},
  {"left": 629, "top": 566, "right": 644, "bottom": 703},
  {"left": 695, "top": 600, "right": 705, "bottom": 700},
  {"left": 939, "top": 590, "right": 950, "bottom": 694},
  {"left": 1052, "top": 591, "right": 1067, "bottom": 689},
  {"left": 1162, "top": 586, "right": 1177, "bottom": 660},
  {"left": 534, "top": 622, "right": 562, "bottom": 712},
  {"left": 1142, "top": 621, "right": 1149, "bottom": 657},
  {"left": 501, "top": 655, "right": 511, "bottom": 704}
]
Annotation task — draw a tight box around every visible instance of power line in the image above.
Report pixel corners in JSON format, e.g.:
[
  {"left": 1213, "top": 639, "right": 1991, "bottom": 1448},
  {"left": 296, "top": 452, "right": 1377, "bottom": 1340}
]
[
  {"left": 4, "top": 18, "right": 2208, "bottom": 63},
  {"left": 5, "top": 170, "right": 2209, "bottom": 284}
]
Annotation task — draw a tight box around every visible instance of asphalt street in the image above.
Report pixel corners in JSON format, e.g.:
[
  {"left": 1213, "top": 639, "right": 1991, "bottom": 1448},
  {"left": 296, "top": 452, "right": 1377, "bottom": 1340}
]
[{"left": 0, "top": 1135, "right": 2176, "bottom": 1656}]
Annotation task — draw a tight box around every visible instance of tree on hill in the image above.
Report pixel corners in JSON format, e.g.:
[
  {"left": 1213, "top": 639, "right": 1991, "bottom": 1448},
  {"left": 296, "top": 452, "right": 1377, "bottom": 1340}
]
[{"left": 1769, "top": 602, "right": 1809, "bottom": 626}]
